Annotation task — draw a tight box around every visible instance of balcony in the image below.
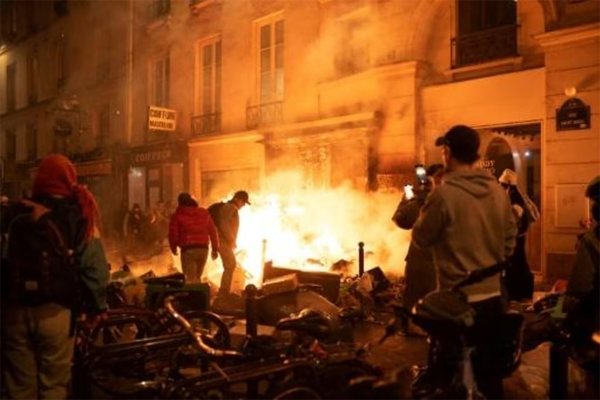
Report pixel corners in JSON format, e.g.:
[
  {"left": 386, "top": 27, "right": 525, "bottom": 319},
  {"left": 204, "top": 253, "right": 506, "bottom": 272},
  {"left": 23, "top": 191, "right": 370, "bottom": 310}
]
[
  {"left": 451, "top": 25, "right": 519, "bottom": 69},
  {"left": 246, "top": 101, "right": 283, "bottom": 130},
  {"left": 191, "top": 112, "right": 221, "bottom": 136}
]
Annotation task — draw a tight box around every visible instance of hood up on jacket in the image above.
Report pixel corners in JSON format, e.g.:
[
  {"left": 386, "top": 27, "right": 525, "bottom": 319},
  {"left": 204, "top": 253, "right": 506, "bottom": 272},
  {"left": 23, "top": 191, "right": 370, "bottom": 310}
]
[{"left": 444, "top": 169, "right": 499, "bottom": 198}]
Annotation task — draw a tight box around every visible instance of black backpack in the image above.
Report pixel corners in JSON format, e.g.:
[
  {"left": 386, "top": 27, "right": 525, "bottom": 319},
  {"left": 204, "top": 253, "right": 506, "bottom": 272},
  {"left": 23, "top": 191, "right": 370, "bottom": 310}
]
[
  {"left": 208, "top": 201, "right": 225, "bottom": 226},
  {"left": 1, "top": 200, "right": 82, "bottom": 311}
]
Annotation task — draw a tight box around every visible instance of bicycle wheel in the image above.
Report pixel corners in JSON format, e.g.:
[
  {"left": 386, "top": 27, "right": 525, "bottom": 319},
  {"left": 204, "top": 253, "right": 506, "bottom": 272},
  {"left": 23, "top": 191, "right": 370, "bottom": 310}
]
[
  {"left": 163, "top": 310, "right": 232, "bottom": 349},
  {"left": 271, "top": 383, "right": 322, "bottom": 400}
]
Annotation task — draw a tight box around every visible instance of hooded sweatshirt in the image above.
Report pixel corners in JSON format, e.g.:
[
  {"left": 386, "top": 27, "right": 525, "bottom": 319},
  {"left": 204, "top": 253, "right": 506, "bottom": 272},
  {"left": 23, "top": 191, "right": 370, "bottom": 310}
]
[
  {"left": 412, "top": 169, "right": 517, "bottom": 302},
  {"left": 169, "top": 206, "right": 219, "bottom": 253}
]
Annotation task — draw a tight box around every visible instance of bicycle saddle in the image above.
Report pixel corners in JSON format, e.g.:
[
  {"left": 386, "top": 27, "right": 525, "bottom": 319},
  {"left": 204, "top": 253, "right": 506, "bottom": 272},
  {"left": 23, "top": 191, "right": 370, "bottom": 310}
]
[
  {"left": 143, "top": 272, "right": 186, "bottom": 287},
  {"left": 275, "top": 308, "right": 332, "bottom": 339}
]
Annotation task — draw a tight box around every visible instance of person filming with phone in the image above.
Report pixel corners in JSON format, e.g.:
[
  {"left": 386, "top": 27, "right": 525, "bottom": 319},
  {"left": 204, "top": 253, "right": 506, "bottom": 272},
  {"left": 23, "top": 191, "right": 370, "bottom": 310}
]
[{"left": 392, "top": 163, "right": 444, "bottom": 336}]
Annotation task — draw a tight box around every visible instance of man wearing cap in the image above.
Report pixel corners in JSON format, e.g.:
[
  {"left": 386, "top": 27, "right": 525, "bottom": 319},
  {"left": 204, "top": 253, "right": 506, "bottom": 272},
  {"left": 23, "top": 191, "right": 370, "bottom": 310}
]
[
  {"left": 215, "top": 190, "right": 250, "bottom": 297},
  {"left": 411, "top": 125, "right": 517, "bottom": 398}
]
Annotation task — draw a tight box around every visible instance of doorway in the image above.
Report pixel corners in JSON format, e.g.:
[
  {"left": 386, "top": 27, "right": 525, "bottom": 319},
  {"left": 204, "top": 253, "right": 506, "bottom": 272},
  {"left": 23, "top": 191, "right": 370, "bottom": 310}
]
[{"left": 478, "top": 123, "right": 542, "bottom": 273}]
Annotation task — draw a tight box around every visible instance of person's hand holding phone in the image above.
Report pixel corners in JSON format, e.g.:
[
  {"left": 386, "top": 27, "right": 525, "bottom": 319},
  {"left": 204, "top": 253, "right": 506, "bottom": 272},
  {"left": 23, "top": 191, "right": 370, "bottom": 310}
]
[{"left": 404, "top": 184, "right": 414, "bottom": 200}]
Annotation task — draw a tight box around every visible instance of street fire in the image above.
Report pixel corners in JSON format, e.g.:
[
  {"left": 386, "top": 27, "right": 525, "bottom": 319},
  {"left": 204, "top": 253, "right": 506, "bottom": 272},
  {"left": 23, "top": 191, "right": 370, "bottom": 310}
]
[{"left": 203, "top": 172, "right": 412, "bottom": 290}]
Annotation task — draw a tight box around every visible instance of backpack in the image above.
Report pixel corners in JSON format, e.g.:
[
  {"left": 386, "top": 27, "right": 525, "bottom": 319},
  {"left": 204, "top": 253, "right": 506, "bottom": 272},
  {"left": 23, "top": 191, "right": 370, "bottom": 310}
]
[
  {"left": 1, "top": 200, "right": 82, "bottom": 311},
  {"left": 208, "top": 201, "right": 225, "bottom": 226}
]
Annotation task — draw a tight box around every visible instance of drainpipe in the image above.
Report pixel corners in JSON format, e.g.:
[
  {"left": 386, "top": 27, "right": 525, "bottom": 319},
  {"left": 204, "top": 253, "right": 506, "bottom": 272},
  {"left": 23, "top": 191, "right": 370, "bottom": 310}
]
[{"left": 125, "top": 0, "right": 134, "bottom": 145}]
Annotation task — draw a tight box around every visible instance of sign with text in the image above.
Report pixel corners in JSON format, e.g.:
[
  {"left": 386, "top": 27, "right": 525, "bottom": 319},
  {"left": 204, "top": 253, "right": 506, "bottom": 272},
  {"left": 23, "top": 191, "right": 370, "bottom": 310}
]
[
  {"left": 556, "top": 97, "right": 590, "bottom": 131},
  {"left": 130, "top": 141, "right": 187, "bottom": 166},
  {"left": 148, "top": 106, "right": 177, "bottom": 131}
]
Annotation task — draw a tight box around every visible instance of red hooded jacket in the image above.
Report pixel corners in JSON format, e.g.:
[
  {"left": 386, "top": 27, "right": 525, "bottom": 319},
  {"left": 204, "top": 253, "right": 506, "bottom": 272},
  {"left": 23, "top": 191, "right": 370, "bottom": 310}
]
[{"left": 168, "top": 206, "right": 219, "bottom": 253}]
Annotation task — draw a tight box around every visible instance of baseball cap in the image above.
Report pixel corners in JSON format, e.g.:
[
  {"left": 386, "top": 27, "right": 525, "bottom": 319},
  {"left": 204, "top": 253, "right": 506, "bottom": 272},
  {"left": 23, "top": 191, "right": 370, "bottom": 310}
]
[
  {"left": 234, "top": 190, "right": 251, "bottom": 205},
  {"left": 435, "top": 125, "right": 481, "bottom": 164}
]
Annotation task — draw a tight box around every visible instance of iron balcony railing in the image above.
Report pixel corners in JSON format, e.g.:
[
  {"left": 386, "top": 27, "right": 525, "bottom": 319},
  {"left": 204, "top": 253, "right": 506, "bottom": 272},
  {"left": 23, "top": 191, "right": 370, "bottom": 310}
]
[
  {"left": 246, "top": 101, "right": 283, "bottom": 130},
  {"left": 191, "top": 112, "right": 221, "bottom": 136},
  {"left": 451, "top": 24, "right": 519, "bottom": 69},
  {"left": 148, "top": 0, "right": 171, "bottom": 21}
]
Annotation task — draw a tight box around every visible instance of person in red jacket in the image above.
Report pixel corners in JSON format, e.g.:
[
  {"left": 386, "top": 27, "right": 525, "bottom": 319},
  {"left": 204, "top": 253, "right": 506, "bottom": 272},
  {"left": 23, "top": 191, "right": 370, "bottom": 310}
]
[{"left": 169, "top": 193, "right": 219, "bottom": 282}]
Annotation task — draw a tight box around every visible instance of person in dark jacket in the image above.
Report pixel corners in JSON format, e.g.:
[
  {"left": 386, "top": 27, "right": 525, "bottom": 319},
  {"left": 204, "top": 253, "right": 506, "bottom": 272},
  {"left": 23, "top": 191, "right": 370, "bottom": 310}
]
[
  {"left": 1, "top": 153, "right": 109, "bottom": 400},
  {"left": 169, "top": 193, "right": 220, "bottom": 282},
  {"left": 498, "top": 168, "right": 539, "bottom": 301},
  {"left": 392, "top": 164, "right": 444, "bottom": 335},
  {"left": 215, "top": 190, "right": 250, "bottom": 296},
  {"left": 564, "top": 176, "right": 599, "bottom": 394}
]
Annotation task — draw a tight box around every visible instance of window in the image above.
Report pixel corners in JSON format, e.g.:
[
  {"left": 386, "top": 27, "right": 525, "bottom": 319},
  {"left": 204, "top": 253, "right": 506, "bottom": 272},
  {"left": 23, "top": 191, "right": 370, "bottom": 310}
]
[
  {"left": 193, "top": 38, "right": 221, "bottom": 135},
  {"left": 6, "top": 63, "right": 16, "bottom": 111},
  {"left": 453, "top": 0, "right": 518, "bottom": 68},
  {"left": 96, "top": 22, "right": 110, "bottom": 83},
  {"left": 97, "top": 104, "right": 110, "bottom": 146},
  {"left": 458, "top": 0, "right": 516, "bottom": 36},
  {"left": 26, "top": 122, "right": 37, "bottom": 160},
  {"left": 56, "top": 36, "right": 66, "bottom": 88},
  {"left": 258, "top": 17, "right": 284, "bottom": 104},
  {"left": 334, "top": 17, "right": 370, "bottom": 78},
  {"left": 27, "top": 52, "right": 39, "bottom": 104},
  {"left": 5, "top": 129, "right": 16, "bottom": 160},
  {"left": 152, "top": 56, "right": 170, "bottom": 107}
]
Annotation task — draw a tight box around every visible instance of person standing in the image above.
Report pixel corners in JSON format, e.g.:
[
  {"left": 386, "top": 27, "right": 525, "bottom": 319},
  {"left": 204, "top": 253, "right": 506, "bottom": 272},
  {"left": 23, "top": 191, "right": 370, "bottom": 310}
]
[
  {"left": 214, "top": 190, "right": 250, "bottom": 297},
  {"left": 123, "top": 203, "right": 144, "bottom": 252},
  {"left": 392, "top": 164, "right": 444, "bottom": 335},
  {"left": 498, "top": 168, "right": 540, "bottom": 302},
  {"left": 411, "top": 125, "right": 517, "bottom": 398},
  {"left": 564, "top": 176, "right": 599, "bottom": 396},
  {"left": 1, "top": 153, "right": 109, "bottom": 399},
  {"left": 169, "top": 193, "right": 219, "bottom": 283}
]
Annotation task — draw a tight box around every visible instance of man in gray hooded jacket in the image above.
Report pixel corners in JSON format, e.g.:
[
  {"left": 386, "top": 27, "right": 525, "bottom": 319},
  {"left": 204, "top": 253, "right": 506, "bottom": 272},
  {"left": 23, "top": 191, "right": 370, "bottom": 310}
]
[{"left": 412, "top": 125, "right": 517, "bottom": 398}]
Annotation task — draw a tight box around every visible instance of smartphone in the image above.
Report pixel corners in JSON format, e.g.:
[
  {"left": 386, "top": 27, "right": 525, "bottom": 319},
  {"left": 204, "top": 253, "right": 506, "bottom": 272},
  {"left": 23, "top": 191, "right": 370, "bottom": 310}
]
[{"left": 415, "top": 164, "right": 427, "bottom": 184}]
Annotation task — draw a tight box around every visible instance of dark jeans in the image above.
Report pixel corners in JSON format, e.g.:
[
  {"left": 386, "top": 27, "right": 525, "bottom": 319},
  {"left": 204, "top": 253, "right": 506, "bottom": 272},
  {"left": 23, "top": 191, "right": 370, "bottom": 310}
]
[
  {"left": 218, "top": 245, "right": 237, "bottom": 295},
  {"left": 425, "top": 296, "right": 507, "bottom": 399}
]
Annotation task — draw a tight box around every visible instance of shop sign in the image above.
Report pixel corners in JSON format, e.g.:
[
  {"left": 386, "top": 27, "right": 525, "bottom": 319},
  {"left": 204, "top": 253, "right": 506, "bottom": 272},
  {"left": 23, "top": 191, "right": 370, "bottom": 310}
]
[
  {"left": 77, "top": 160, "right": 112, "bottom": 176},
  {"left": 131, "top": 142, "right": 186, "bottom": 165},
  {"left": 148, "top": 106, "right": 177, "bottom": 131},
  {"left": 556, "top": 98, "right": 590, "bottom": 131}
]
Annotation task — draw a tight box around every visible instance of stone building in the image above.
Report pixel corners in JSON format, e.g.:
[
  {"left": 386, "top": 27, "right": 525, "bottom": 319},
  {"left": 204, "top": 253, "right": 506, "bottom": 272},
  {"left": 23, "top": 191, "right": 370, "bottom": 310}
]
[
  {"left": 0, "top": 0, "right": 133, "bottom": 235},
  {"left": 2, "top": 0, "right": 599, "bottom": 281}
]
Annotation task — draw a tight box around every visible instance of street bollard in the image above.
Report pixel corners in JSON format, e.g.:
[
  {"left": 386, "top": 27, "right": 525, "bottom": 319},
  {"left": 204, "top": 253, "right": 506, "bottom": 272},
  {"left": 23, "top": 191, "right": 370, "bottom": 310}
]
[
  {"left": 549, "top": 340, "right": 569, "bottom": 399},
  {"left": 245, "top": 284, "right": 258, "bottom": 339},
  {"left": 358, "top": 241, "right": 364, "bottom": 276}
]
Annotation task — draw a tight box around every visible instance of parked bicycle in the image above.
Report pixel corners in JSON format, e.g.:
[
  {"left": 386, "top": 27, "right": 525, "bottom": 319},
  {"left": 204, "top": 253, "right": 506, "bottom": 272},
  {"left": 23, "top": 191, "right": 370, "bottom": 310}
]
[{"left": 344, "top": 263, "right": 524, "bottom": 400}]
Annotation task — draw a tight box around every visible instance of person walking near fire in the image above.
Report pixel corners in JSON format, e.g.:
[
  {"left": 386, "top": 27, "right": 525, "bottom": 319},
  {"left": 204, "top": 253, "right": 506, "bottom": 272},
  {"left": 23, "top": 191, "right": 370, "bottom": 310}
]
[
  {"left": 213, "top": 190, "right": 251, "bottom": 297},
  {"left": 169, "top": 193, "right": 219, "bottom": 283}
]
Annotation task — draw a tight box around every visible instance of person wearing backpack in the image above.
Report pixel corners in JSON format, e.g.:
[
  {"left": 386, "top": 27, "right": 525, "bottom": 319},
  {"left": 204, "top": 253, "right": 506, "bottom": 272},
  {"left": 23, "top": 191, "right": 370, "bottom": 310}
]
[
  {"left": 169, "top": 193, "right": 220, "bottom": 282},
  {"left": 1, "top": 153, "right": 109, "bottom": 400},
  {"left": 498, "top": 168, "right": 540, "bottom": 302},
  {"left": 212, "top": 190, "right": 250, "bottom": 297}
]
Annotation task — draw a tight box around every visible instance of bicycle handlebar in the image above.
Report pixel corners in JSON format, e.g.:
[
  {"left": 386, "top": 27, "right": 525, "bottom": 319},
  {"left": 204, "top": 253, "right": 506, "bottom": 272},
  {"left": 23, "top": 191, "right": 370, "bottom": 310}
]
[{"left": 163, "top": 294, "right": 244, "bottom": 359}]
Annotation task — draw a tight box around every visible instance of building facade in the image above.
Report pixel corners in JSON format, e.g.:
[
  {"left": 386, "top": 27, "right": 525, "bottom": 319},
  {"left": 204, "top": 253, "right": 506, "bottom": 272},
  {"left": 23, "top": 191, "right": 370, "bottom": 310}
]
[{"left": 2, "top": 0, "right": 599, "bottom": 281}]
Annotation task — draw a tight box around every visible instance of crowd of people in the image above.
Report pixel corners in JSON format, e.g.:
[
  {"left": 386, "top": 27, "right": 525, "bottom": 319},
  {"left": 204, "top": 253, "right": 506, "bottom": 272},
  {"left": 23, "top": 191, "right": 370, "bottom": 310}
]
[{"left": 0, "top": 124, "right": 597, "bottom": 398}]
